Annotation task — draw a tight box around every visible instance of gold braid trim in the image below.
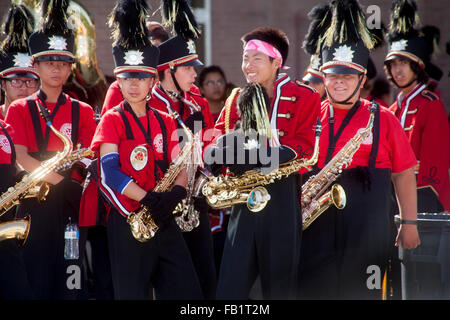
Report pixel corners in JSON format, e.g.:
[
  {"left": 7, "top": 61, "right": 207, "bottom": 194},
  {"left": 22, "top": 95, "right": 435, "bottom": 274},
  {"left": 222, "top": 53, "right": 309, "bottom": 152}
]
[{"left": 224, "top": 87, "right": 240, "bottom": 133}]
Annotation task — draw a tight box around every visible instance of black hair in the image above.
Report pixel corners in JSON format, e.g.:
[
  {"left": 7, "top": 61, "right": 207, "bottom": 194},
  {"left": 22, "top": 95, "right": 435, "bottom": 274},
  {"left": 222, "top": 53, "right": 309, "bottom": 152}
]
[
  {"left": 158, "top": 65, "right": 178, "bottom": 82},
  {"left": 370, "top": 77, "right": 391, "bottom": 99},
  {"left": 384, "top": 57, "right": 429, "bottom": 88},
  {"left": 197, "top": 65, "right": 226, "bottom": 87},
  {"left": 241, "top": 27, "right": 289, "bottom": 67}
]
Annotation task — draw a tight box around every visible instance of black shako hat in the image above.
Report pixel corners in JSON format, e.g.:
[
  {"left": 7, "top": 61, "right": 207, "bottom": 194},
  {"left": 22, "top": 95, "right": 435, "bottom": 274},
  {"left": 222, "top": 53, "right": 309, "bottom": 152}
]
[
  {"left": 0, "top": 3, "right": 39, "bottom": 79},
  {"left": 157, "top": 0, "right": 202, "bottom": 71},
  {"left": 302, "top": 2, "right": 332, "bottom": 83},
  {"left": 28, "top": 0, "right": 75, "bottom": 63},
  {"left": 320, "top": 0, "right": 378, "bottom": 75},
  {"left": 109, "top": 0, "right": 159, "bottom": 78},
  {"left": 385, "top": 0, "right": 431, "bottom": 69}
]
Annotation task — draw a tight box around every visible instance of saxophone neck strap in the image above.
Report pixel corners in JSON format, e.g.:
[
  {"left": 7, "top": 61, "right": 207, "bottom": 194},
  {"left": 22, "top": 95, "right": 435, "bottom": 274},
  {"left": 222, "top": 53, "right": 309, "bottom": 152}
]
[
  {"left": 324, "top": 100, "right": 361, "bottom": 164},
  {"left": 368, "top": 102, "right": 380, "bottom": 169},
  {"left": 26, "top": 91, "right": 79, "bottom": 155}
]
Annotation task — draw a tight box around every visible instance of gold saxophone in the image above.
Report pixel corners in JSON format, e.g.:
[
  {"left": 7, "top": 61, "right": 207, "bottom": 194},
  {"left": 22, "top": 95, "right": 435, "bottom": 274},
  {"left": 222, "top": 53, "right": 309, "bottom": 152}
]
[
  {"left": 166, "top": 90, "right": 202, "bottom": 232},
  {"left": 301, "top": 103, "right": 377, "bottom": 230},
  {"left": 0, "top": 216, "right": 31, "bottom": 246},
  {"left": 0, "top": 122, "right": 74, "bottom": 243},
  {"left": 126, "top": 108, "right": 194, "bottom": 242},
  {"left": 202, "top": 121, "right": 322, "bottom": 212}
]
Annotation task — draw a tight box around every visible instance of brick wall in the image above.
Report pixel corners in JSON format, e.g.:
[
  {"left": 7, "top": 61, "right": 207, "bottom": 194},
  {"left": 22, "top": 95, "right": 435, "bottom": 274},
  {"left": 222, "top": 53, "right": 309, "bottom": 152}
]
[{"left": 0, "top": 0, "right": 448, "bottom": 113}]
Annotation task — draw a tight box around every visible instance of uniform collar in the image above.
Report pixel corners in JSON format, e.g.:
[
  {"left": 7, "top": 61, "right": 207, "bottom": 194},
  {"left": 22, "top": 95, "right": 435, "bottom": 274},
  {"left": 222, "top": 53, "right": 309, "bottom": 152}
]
[
  {"left": 36, "top": 89, "right": 67, "bottom": 106},
  {"left": 397, "top": 82, "right": 425, "bottom": 107}
]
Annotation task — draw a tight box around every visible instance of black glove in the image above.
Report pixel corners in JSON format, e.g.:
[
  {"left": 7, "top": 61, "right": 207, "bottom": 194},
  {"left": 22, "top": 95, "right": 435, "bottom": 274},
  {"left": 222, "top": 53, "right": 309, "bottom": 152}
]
[
  {"left": 139, "top": 185, "right": 187, "bottom": 229},
  {"left": 193, "top": 195, "right": 209, "bottom": 214},
  {"left": 57, "top": 177, "right": 83, "bottom": 222},
  {"left": 184, "top": 111, "right": 205, "bottom": 134}
]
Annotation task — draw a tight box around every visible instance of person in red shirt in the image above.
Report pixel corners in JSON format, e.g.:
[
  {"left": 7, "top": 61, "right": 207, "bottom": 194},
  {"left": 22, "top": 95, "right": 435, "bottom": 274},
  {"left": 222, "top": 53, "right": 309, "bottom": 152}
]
[
  {"left": 146, "top": 1, "right": 217, "bottom": 299},
  {"left": 205, "top": 26, "right": 321, "bottom": 299},
  {"left": 0, "top": 4, "right": 39, "bottom": 120},
  {"left": 384, "top": 2, "right": 450, "bottom": 213},
  {"left": 4, "top": 0, "right": 97, "bottom": 299},
  {"left": 90, "top": 0, "right": 203, "bottom": 300},
  {"left": 100, "top": 18, "right": 170, "bottom": 118},
  {"left": 297, "top": 0, "right": 420, "bottom": 300}
]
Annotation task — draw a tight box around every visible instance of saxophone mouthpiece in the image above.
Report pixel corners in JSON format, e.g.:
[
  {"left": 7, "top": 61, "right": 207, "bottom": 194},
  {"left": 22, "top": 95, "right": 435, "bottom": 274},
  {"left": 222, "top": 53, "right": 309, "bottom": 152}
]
[
  {"left": 369, "top": 101, "right": 378, "bottom": 113},
  {"left": 167, "top": 89, "right": 182, "bottom": 100},
  {"left": 315, "top": 117, "right": 322, "bottom": 137}
]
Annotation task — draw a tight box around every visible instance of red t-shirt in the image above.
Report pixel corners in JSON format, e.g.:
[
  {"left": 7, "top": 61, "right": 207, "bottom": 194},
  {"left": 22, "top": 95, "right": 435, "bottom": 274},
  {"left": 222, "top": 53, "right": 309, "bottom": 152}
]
[
  {"left": 5, "top": 92, "right": 96, "bottom": 153},
  {"left": 318, "top": 99, "right": 417, "bottom": 173},
  {"left": 0, "top": 119, "right": 15, "bottom": 165},
  {"left": 90, "top": 102, "right": 180, "bottom": 217}
]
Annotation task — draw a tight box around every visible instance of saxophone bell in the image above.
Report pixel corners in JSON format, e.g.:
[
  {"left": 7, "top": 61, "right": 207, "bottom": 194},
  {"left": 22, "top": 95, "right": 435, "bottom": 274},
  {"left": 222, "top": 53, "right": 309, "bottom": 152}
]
[
  {"left": 0, "top": 215, "right": 31, "bottom": 247},
  {"left": 302, "top": 184, "right": 346, "bottom": 230},
  {"left": 246, "top": 186, "right": 271, "bottom": 212}
]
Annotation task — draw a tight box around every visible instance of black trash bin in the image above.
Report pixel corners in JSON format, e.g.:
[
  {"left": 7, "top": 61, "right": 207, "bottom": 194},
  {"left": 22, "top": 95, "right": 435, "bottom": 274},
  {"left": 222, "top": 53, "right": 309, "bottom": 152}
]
[{"left": 395, "top": 213, "right": 450, "bottom": 300}]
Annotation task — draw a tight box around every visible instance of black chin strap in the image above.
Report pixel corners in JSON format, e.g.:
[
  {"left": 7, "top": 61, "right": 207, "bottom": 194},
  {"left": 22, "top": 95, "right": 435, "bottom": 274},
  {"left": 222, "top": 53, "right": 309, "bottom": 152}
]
[
  {"left": 170, "top": 67, "right": 183, "bottom": 93},
  {"left": 325, "top": 73, "right": 365, "bottom": 105}
]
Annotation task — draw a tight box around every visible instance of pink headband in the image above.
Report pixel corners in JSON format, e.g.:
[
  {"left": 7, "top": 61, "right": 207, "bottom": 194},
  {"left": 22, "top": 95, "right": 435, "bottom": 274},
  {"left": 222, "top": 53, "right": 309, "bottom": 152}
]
[{"left": 244, "top": 39, "right": 290, "bottom": 70}]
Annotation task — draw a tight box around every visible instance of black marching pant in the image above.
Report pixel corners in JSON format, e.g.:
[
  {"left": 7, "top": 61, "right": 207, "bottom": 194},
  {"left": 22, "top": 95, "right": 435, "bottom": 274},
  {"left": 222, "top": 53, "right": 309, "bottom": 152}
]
[
  {"left": 16, "top": 190, "right": 83, "bottom": 300},
  {"left": 298, "top": 168, "right": 392, "bottom": 300},
  {"left": 216, "top": 174, "right": 302, "bottom": 300},
  {"left": 0, "top": 209, "right": 34, "bottom": 300},
  {"left": 107, "top": 209, "right": 203, "bottom": 300}
]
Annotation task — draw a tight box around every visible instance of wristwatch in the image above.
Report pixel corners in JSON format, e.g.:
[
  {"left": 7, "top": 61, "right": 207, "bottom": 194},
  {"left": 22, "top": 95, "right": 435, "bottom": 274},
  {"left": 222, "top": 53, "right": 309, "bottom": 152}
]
[{"left": 400, "top": 219, "right": 418, "bottom": 225}]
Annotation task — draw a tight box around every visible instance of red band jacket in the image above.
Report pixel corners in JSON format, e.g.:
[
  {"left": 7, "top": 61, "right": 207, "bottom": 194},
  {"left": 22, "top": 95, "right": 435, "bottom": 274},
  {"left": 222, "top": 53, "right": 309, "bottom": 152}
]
[{"left": 389, "top": 83, "right": 450, "bottom": 211}]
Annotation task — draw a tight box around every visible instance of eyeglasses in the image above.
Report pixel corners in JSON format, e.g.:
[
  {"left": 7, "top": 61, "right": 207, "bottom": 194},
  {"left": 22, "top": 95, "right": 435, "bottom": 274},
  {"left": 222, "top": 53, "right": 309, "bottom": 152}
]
[
  {"left": 204, "top": 80, "right": 225, "bottom": 87},
  {"left": 6, "top": 79, "right": 39, "bottom": 88}
]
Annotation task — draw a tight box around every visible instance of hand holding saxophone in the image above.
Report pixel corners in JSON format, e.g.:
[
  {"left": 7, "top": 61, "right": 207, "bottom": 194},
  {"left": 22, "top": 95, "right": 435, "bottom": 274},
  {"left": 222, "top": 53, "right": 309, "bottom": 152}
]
[{"left": 139, "top": 185, "right": 187, "bottom": 230}]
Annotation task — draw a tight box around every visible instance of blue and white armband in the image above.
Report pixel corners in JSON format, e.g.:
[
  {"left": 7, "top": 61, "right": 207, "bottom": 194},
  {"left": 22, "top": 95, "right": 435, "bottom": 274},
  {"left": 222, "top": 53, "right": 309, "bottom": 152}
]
[{"left": 100, "top": 153, "right": 132, "bottom": 194}]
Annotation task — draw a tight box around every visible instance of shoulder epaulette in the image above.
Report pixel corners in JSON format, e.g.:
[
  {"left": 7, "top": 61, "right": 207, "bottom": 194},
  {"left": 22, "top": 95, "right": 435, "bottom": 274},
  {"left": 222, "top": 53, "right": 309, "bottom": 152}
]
[
  {"left": 421, "top": 89, "right": 439, "bottom": 101},
  {"left": 294, "top": 79, "right": 317, "bottom": 93}
]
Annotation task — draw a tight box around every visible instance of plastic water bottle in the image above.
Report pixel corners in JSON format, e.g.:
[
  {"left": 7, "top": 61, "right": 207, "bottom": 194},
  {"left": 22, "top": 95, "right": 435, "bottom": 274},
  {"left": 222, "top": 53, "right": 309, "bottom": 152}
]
[{"left": 64, "top": 217, "right": 79, "bottom": 260}]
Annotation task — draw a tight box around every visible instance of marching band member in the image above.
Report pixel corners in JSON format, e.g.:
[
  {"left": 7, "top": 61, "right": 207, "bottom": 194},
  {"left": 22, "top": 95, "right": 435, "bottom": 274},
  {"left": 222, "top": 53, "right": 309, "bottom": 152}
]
[
  {"left": 5, "top": 0, "right": 97, "bottom": 299},
  {"left": 91, "top": 0, "right": 203, "bottom": 300},
  {"left": 206, "top": 26, "right": 321, "bottom": 299},
  {"left": 147, "top": 0, "right": 217, "bottom": 299},
  {"left": 384, "top": 0, "right": 450, "bottom": 213},
  {"left": 298, "top": 0, "right": 420, "bottom": 300}
]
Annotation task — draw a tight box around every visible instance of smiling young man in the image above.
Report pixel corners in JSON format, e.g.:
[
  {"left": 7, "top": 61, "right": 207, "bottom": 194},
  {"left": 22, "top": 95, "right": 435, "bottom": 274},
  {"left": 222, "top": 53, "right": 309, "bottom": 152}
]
[
  {"left": 207, "top": 27, "right": 321, "bottom": 300},
  {"left": 4, "top": 0, "right": 97, "bottom": 299},
  {"left": 384, "top": 0, "right": 450, "bottom": 213},
  {"left": 297, "top": 0, "right": 420, "bottom": 300}
]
